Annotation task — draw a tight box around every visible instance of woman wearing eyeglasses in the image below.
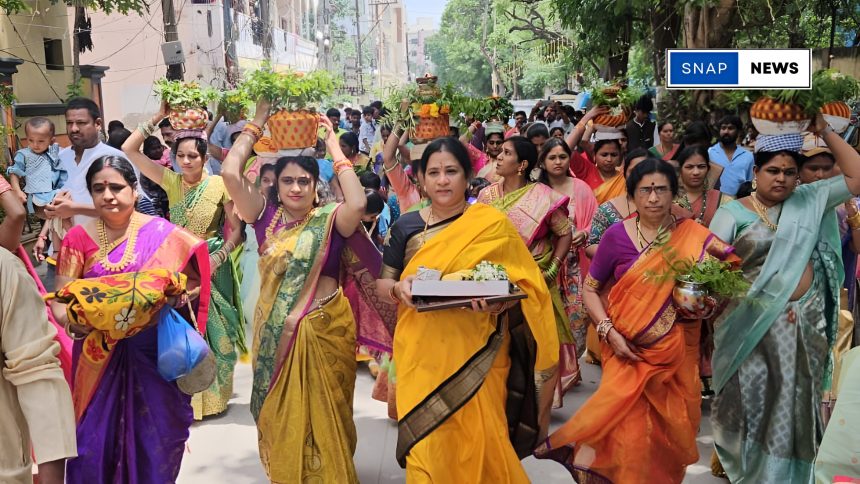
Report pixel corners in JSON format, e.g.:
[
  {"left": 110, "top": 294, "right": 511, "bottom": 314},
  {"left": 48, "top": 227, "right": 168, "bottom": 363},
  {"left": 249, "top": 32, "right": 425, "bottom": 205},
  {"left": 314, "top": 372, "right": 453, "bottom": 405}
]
[
  {"left": 537, "top": 158, "right": 739, "bottom": 483},
  {"left": 221, "top": 98, "right": 394, "bottom": 483}
]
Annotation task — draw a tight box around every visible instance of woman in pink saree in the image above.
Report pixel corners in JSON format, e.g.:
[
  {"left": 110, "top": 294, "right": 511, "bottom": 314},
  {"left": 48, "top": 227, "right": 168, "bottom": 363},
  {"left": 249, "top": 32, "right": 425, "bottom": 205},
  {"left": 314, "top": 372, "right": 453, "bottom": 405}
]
[
  {"left": 477, "top": 136, "right": 575, "bottom": 406},
  {"left": 50, "top": 156, "right": 211, "bottom": 483}
]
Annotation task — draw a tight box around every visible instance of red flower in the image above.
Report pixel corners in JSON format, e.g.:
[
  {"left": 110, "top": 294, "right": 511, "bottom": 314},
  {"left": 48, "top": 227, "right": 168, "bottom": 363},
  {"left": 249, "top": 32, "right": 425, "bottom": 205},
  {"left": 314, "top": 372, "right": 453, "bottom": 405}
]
[{"left": 85, "top": 338, "right": 106, "bottom": 362}]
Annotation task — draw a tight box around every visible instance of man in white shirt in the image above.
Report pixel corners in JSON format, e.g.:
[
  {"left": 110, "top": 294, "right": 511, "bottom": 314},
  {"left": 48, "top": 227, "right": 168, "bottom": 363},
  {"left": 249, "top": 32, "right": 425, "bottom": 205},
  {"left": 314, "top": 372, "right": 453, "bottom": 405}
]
[
  {"left": 0, "top": 247, "right": 77, "bottom": 484},
  {"left": 45, "top": 97, "right": 124, "bottom": 226}
]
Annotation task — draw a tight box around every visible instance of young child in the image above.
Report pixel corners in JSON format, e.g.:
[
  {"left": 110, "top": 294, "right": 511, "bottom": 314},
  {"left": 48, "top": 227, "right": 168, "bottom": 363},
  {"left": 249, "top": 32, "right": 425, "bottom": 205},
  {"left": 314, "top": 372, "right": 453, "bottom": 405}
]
[
  {"left": 12, "top": 118, "right": 71, "bottom": 268},
  {"left": 7, "top": 117, "right": 65, "bottom": 216}
]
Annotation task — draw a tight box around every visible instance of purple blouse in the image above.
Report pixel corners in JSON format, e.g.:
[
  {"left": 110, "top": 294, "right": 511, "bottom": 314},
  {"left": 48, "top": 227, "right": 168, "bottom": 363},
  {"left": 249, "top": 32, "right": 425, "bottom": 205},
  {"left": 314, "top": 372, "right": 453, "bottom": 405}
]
[
  {"left": 588, "top": 222, "right": 642, "bottom": 285},
  {"left": 253, "top": 201, "right": 344, "bottom": 279}
]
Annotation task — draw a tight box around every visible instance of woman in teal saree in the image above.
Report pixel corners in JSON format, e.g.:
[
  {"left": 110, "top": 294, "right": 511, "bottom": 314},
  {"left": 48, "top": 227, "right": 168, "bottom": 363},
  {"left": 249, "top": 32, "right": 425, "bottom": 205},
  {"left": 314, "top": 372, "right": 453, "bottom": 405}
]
[{"left": 708, "top": 121, "right": 860, "bottom": 483}]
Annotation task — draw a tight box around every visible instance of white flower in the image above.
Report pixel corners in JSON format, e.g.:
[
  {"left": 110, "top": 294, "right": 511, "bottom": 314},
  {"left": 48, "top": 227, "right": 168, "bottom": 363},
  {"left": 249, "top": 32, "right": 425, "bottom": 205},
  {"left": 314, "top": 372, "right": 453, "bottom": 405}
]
[
  {"left": 114, "top": 307, "right": 137, "bottom": 332},
  {"left": 471, "top": 260, "right": 509, "bottom": 281}
]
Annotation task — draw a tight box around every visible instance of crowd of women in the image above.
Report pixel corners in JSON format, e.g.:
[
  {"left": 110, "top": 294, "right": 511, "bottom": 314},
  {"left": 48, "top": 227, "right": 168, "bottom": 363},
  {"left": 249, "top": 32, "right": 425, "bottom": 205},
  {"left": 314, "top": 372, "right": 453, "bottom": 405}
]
[{"left": 8, "top": 88, "right": 860, "bottom": 484}]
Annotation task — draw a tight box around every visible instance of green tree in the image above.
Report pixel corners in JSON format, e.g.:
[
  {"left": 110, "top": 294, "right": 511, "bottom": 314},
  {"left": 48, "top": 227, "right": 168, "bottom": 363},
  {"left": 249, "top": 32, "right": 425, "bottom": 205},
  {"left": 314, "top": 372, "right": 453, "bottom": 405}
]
[{"left": 426, "top": 0, "right": 494, "bottom": 95}]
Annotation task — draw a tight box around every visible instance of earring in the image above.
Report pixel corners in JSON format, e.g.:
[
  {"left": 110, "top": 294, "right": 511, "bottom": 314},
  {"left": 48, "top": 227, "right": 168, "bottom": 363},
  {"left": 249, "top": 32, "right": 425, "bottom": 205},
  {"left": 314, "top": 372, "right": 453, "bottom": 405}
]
[{"left": 752, "top": 178, "right": 757, "bottom": 191}]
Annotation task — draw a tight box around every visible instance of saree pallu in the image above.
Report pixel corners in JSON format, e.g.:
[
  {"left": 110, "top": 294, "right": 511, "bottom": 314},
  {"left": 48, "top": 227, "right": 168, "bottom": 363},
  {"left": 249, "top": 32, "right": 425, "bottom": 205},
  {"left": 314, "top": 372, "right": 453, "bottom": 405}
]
[
  {"left": 593, "top": 171, "right": 625, "bottom": 205},
  {"left": 394, "top": 203, "right": 559, "bottom": 483},
  {"left": 539, "top": 220, "right": 737, "bottom": 484},
  {"left": 561, "top": 180, "right": 599, "bottom": 358},
  {"left": 192, "top": 236, "right": 246, "bottom": 420},
  {"left": 56, "top": 218, "right": 211, "bottom": 484},
  {"left": 711, "top": 177, "right": 849, "bottom": 484},
  {"left": 477, "top": 182, "right": 576, "bottom": 405},
  {"left": 712, "top": 256, "right": 831, "bottom": 483},
  {"left": 253, "top": 203, "right": 394, "bottom": 483}
]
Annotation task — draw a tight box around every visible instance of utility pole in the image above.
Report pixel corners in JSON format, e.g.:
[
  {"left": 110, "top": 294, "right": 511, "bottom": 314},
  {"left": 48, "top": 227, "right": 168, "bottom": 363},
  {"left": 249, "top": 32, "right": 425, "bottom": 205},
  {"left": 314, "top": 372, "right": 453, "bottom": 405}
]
[
  {"left": 354, "top": 0, "right": 364, "bottom": 94},
  {"left": 162, "top": 0, "right": 183, "bottom": 81}
]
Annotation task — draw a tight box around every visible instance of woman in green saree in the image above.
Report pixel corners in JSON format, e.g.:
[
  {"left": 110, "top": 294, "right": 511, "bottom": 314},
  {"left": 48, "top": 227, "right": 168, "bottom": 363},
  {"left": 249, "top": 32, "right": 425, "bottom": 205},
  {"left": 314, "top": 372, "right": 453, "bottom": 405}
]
[
  {"left": 476, "top": 136, "right": 575, "bottom": 405},
  {"left": 221, "top": 99, "right": 394, "bottom": 483},
  {"left": 122, "top": 103, "right": 246, "bottom": 420},
  {"left": 708, "top": 119, "right": 860, "bottom": 483}
]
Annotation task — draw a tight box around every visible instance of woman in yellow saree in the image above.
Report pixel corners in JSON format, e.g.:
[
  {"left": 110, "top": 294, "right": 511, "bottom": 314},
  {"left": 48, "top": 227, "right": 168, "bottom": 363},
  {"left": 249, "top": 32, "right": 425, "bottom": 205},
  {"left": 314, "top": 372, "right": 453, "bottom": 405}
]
[
  {"left": 476, "top": 136, "right": 575, "bottom": 405},
  {"left": 536, "top": 159, "right": 739, "bottom": 483},
  {"left": 379, "top": 137, "right": 559, "bottom": 483},
  {"left": 221, "top": 100, "right": 395, "bottom": 483},
  {"left": 591, "top": 139, "right": 625, "bottom": 204}
]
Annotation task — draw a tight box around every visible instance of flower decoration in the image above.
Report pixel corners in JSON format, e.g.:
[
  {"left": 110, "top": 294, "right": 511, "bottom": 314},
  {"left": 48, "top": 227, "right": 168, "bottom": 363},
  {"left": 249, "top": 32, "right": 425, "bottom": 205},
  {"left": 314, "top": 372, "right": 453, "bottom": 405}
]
[
  {"left": 470, "top": 261, "right": 509, "bottom": 282},
  {"left": 81, "top": 286, "right": 107, "bottom": 304},
  {"left": 114, "top": 307, "right": 137, "bottom": 332}
]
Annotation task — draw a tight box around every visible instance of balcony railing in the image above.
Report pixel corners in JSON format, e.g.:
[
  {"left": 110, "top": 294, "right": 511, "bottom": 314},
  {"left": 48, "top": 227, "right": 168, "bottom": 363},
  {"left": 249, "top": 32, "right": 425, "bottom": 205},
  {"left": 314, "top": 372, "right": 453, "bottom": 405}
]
[{"left": 231, "top": 10, "right": 318, "bottom": 72}]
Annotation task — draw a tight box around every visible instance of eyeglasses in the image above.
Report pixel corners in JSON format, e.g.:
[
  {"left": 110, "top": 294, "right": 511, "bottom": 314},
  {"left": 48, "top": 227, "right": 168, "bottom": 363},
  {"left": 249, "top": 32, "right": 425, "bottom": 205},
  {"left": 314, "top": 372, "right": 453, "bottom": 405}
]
[
  {"left": 281, "top": 176, "right": 313, "bottom": 187},
  {"left": 637, "top": 186, "right": 671, "bottom": 196}
]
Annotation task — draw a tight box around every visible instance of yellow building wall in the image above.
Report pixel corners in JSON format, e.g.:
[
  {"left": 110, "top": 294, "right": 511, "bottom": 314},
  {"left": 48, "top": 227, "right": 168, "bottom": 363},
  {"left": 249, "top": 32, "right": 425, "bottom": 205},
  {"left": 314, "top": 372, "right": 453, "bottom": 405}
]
[{"left": 1, "top": 0, "right": 72, "bottom": 105}]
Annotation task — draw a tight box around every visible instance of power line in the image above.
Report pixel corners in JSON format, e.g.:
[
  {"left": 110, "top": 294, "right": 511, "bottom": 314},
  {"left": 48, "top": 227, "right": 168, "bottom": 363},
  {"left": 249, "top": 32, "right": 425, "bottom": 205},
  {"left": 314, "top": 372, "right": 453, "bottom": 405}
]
[{"left": 8, "top": 20, "right": 64, "bottom": 102}]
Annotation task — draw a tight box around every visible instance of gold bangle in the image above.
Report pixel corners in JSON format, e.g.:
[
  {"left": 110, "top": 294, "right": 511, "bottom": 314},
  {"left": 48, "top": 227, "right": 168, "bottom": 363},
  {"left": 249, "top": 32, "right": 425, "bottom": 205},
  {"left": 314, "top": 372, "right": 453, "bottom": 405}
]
[
  {"left": 389, "top": 285, "right": 399, "bottom": 304},
  {"left": 847, "top": 212, "right": 860, "bottom": 229},
  {"left": 584, "top": 274, "right": 600, "bottom": 289}
]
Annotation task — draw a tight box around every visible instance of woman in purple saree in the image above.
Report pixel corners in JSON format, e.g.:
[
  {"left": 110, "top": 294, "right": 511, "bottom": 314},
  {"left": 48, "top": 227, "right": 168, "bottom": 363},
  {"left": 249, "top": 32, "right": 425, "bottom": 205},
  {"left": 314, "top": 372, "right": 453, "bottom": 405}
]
[{"left": 50, "top": 156, "right": 210, "bottom": 483}]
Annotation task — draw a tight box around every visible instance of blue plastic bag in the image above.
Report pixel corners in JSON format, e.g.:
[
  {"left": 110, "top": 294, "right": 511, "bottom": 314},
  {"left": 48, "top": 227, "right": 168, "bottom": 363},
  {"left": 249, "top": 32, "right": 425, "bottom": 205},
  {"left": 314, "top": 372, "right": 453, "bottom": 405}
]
[{"left": 156, "top": 305, "right": 210, "bottom": 381}]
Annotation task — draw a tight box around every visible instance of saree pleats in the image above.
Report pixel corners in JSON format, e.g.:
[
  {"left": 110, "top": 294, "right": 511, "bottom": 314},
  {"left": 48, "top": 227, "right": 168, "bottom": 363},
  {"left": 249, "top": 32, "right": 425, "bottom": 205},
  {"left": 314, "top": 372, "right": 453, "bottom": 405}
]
[
  {"left": 67, "top": 327, "right": 193, "bottom": 484},
  {"left": 257, "top": 290, "right": 358, "bottom": 484},
  {"left": 192, "top": 237, "right": 246, "bottom": 420}
]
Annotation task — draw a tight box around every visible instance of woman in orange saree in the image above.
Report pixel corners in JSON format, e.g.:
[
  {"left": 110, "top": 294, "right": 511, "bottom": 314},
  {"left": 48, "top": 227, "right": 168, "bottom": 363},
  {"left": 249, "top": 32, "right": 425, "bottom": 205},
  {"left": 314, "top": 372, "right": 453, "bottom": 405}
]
[
  {"left": 591, "top": 139, "right": 625, "bottom": 204},
  {"left": 536, "top": 159, "right": 738, "bottom": 483}
]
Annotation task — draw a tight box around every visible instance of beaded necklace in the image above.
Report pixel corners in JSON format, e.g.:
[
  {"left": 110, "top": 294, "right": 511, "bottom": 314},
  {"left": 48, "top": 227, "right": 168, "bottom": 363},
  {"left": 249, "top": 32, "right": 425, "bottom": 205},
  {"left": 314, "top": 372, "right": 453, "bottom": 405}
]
[{"left": 97, "top": 212, "right": 142, "bottom": 272}]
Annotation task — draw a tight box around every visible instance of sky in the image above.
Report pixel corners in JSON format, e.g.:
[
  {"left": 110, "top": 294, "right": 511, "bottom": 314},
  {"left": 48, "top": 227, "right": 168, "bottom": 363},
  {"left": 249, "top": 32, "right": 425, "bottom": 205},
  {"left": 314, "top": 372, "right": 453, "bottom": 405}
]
[{"left": 403, "top": 0, "right": 446, "bottom": 27}]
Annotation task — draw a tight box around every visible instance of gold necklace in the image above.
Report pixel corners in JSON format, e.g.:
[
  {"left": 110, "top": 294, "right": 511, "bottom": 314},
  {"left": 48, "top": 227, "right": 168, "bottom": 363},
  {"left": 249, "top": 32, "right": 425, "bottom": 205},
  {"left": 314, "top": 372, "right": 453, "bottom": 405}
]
[
  {"left": 265, "top": 206, "right": 314, "bottom": 239},
  {"left": 97, "top": 212, "right": 142, "bottom": 272},
  {"left": 750, "top": 194, "right": 779, "bottom": 231},
  {"left": 419, "top": 203, "right": 467, "bottom": 248}
]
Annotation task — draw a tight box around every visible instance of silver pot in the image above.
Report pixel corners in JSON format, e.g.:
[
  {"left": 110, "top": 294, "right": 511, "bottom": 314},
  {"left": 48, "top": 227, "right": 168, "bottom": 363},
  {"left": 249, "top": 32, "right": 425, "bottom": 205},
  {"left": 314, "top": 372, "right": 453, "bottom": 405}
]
[{"left": 672, "top": 278, "right": 708, "bottom": 314}]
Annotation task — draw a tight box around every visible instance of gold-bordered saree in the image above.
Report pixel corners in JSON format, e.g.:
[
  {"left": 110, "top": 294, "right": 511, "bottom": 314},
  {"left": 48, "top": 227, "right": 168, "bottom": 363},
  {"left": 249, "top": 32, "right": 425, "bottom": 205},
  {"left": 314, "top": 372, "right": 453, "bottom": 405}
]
[
  {"left": 252, "top": 203, "right": 396, "bottom": 484},
  {"left": 537, "top": 219, "right": 738, "bottom": 484},
  {"left": 394, "top": 203, "right": 560, "bottom": 483}
]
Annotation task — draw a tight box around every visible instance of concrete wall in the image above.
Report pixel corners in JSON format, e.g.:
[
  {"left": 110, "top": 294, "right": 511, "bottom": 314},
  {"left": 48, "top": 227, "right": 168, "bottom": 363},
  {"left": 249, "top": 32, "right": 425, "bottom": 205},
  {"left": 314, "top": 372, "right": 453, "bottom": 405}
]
[
  {"left": 1, "top": 0, "right": 72, "bottom": 105},
  {"left": 75, "top": 3, "right": 228, "bottom": 128},
  {"left": 812, "top": 47, "right": 860, "bottom": 78}
]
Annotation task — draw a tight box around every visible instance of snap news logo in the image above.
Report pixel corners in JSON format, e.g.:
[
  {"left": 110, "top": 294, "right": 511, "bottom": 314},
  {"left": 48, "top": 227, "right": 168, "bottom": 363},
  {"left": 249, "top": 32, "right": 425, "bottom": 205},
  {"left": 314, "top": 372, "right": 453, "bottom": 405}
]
[{"left": 666, "top": 49, "right": 811, "bottom": 89}]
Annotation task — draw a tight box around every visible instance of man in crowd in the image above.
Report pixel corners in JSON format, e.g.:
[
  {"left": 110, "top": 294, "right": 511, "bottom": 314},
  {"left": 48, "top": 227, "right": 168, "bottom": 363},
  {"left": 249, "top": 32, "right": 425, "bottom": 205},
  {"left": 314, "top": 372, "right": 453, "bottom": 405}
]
[
  {"left": 625, "top": 94, "right": 655, "bottom": 151},
  {"left": 349, "top": 109, "right": 362, "bottom": 136},
  {"left": 360, "top": 106, "right": 376, "bottom": 154},
  {"left": 0, "top": 244, "right": 77, "bottom": 484},
  {"left": 708, "top": 114, "right": 754, "bottom": 197},
  {"left": 46, "top": 97, "right": 124, "bottom": 226}
]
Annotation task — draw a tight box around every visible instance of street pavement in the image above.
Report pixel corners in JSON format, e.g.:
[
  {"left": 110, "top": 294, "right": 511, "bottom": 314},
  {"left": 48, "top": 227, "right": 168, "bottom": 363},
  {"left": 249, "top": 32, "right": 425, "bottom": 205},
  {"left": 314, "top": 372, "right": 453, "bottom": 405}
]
[{"left": 178, "top": 359, "right": 726, "bottom": 483}]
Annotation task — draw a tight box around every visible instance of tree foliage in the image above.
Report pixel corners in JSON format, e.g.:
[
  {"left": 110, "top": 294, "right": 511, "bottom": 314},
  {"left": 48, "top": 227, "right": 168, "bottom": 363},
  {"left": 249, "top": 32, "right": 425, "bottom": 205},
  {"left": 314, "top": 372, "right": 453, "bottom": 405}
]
[
  {"left": 425, "top": 0, "right": 494, "bottom": 96},
  {"left": 427, "top": 0, "right": 860, "bottom": 102}
]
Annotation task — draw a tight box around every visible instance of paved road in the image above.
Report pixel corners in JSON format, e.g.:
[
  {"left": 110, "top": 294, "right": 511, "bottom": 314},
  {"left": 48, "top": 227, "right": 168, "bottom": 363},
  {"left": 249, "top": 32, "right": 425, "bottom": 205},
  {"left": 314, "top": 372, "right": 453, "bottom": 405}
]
[{"left": 178, "top": 360, "right": 726, "bottom": 483}]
